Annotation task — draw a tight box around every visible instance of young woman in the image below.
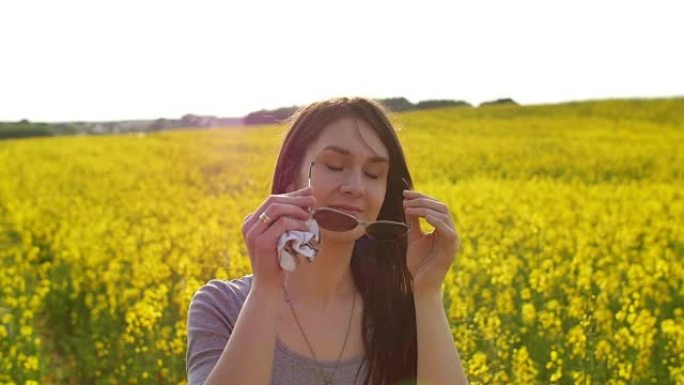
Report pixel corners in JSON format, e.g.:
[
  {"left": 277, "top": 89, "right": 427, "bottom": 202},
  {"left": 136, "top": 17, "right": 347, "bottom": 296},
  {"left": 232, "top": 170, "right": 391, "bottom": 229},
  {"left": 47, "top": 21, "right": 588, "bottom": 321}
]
[{"left": 186, "top": 97, "right": 468, "bottom": 385}]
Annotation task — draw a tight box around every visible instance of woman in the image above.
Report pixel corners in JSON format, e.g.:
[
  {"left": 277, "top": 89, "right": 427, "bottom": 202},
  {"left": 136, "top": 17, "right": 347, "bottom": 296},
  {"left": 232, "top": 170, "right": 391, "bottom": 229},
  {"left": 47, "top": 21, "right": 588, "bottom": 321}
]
[{"left": 186, "top": 97, "right": 469, "bottom": 385}]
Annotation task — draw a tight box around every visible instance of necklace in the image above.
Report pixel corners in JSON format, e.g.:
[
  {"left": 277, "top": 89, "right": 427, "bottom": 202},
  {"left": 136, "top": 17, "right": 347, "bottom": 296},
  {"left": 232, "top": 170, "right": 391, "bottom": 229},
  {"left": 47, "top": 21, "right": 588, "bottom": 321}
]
[{"left": 283, "top": 285, "right": 356, "bottom": 385}]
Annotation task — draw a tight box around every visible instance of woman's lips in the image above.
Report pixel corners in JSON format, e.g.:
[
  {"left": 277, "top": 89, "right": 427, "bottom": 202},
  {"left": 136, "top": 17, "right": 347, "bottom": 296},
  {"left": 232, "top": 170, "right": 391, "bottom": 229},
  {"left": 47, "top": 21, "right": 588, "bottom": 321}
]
[{"left": 328, "top": 205, "right": 362, "bottom": 216}]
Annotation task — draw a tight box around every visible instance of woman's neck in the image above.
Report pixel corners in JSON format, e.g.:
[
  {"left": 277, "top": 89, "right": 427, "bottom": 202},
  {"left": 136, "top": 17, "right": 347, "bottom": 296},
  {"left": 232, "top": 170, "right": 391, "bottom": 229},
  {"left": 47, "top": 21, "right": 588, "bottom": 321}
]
[{"left": 283, "top": 239, "right": 357, "bottom": 309}]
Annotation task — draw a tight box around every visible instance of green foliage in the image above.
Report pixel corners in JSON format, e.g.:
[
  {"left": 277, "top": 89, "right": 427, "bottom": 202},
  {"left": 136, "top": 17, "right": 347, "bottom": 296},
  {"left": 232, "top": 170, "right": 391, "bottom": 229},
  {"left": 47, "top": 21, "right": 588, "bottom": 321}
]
[{"left": 0, "top": 98, "right": 682, "bottom": 384}]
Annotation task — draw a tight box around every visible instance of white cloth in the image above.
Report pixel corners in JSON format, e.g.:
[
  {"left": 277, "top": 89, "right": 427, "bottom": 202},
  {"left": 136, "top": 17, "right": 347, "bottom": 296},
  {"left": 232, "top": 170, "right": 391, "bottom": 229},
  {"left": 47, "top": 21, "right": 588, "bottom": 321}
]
[{"left": 277, "top": 218, "right": 320, "bottom": 272}]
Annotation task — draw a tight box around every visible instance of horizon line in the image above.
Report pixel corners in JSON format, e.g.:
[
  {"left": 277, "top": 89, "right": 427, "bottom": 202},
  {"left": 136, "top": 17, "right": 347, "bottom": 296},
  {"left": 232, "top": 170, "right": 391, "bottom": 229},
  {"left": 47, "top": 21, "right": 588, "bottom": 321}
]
[{"left": 2, "top": 94, "right": 683, "bottom": 124}]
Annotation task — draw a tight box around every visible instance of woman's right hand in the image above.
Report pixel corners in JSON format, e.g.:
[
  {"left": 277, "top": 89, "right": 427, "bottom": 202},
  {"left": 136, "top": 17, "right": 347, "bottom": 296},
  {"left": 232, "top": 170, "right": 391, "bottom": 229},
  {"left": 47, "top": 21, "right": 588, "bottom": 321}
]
[{"left": 241, "top": 186, "right": 316, "bottom": 291}]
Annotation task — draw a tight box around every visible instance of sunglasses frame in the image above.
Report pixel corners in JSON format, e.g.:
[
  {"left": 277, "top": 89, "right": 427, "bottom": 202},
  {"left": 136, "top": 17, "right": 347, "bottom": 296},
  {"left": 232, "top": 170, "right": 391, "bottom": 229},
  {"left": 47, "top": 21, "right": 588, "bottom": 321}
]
[{"left": 307, "top": 160, "right": 411, "bottom": 240}]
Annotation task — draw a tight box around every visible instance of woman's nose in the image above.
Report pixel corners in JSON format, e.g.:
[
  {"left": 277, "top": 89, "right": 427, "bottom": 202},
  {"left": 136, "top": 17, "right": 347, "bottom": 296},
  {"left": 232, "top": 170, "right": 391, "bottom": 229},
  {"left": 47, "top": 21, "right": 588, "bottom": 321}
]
[{"left": 339, "top": 171, "right": 365, "bottom": 196}]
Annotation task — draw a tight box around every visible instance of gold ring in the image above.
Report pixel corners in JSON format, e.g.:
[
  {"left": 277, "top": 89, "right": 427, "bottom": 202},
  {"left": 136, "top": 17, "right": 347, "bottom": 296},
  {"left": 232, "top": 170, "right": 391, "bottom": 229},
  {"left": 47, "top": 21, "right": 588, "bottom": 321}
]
[{"left": 259, "top": 212, "right": 272, "bottom": 225}]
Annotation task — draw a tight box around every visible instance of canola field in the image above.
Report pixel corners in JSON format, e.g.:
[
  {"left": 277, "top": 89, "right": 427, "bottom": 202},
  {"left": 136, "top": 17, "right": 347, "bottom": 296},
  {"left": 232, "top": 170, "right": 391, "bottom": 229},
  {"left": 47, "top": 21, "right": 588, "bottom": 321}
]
[{"left": 1, "top": 98, "right": 683, "bottom": 384}]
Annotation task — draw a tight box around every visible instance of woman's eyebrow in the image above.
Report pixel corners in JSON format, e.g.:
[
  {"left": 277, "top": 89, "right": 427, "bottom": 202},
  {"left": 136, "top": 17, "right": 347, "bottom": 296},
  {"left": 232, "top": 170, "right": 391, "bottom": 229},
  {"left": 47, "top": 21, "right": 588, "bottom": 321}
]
[{"left": 322, "top": 145, "right": 389, "bottom": 163}]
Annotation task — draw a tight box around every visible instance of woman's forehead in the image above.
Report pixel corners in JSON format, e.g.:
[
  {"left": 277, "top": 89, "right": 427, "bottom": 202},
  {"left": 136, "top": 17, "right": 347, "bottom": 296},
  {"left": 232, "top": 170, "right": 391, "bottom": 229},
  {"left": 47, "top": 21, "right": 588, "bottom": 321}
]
[{"left": 311, "top": 117, "right": 389, "bottom": 160}]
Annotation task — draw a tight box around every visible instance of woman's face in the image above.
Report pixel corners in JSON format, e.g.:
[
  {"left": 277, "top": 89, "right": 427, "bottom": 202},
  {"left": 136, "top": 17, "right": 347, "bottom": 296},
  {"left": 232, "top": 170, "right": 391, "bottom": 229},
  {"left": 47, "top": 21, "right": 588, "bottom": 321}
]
[{"left": 293, "top": 116, "right": 390, "bottom": 242}]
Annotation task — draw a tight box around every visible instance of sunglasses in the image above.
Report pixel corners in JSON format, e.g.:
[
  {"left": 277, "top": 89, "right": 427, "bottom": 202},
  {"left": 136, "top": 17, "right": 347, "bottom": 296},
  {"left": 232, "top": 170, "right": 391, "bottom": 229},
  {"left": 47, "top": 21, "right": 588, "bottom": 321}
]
[{"left": 307, "top": 161, "right": 410, "bottom": 240}]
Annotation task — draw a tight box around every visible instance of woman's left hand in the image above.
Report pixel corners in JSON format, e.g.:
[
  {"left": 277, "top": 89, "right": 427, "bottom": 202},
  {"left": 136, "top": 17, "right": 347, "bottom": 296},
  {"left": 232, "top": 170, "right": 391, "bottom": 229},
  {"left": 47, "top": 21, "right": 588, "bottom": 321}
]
[{"left": 402, "top": 190, "right": 461, "bottom": 295}]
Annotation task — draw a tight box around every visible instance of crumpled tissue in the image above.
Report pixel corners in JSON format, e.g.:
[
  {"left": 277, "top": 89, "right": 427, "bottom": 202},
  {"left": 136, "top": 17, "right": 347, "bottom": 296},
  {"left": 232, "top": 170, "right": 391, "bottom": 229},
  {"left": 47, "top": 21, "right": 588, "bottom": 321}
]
[{"left": 277, "top": 218, "right": 320, "bottom": 272}]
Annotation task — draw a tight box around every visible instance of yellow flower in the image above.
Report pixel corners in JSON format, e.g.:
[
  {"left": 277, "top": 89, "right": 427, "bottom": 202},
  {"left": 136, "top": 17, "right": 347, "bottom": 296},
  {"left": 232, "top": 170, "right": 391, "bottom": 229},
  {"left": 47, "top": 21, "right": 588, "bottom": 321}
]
[
  {"left": 23, "top": 356, "right": 38, "bottom": 371},
  {"left": 20, "top": 325, "right": 33, "bottom": 337},
  {"left": 522, "top": 303, "right": 536, "bottom": 325}
]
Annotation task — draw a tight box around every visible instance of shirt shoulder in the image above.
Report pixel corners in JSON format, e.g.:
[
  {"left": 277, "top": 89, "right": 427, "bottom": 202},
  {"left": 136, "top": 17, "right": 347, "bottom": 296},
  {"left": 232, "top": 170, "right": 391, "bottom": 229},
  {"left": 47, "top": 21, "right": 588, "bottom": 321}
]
[
  {"left": 189, "top": 274, "right": 255, "bottom": 326},
  {"left": 186, "top": 274, "right": 254, "bottom": 385}
]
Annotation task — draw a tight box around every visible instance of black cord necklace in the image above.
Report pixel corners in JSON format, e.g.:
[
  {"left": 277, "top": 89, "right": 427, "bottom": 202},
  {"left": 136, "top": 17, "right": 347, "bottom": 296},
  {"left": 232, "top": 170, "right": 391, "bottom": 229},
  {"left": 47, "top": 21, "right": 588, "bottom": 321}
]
[{"left": 283, "top": 286, "right": 356, "bottom": 385}]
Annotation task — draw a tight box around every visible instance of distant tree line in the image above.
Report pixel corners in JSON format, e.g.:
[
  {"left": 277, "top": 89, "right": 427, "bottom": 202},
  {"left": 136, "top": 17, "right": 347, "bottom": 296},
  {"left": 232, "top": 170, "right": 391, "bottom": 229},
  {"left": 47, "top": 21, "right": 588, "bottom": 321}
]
[
  {"left": 243, "top": 97, "right": 477, "bottom": 125},
  {"left": 152, "top": 115, "right": 244, "bottom": 131},
  {"left": 0, "top": 120, "right": 79, "bottom": 139},
  {"left": 244, "top": 106, "right": 299, "bottom": 125},
  {"left": 1, "top": 97, "right": 517, "bottom": 140},
  {"left": 0, "top": 115, "right": 245, "bottom": 140},
  {"left": 479, "top": 98, "right": 518, "bottom": 107}
]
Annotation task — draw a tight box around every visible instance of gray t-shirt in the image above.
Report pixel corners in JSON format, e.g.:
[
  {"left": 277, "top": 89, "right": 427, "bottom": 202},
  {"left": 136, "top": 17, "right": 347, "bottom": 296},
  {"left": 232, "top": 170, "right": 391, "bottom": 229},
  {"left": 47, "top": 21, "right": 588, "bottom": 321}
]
[{"left": 186, "top": 274, "right": 368, "bottom": 385}]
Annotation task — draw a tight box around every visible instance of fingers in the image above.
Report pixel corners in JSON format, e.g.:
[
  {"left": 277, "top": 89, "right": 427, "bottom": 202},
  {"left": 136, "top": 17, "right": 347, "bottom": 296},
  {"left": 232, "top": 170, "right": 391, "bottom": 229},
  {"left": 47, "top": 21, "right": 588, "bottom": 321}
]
[
  {"left": 403, "top": 192, "right": 449, "bottom": 215},
  {"left": 405, "top": 211, "right": 423, "bottom": 238},
  {"left": 404, "top": 206, "right": 452, "bottom": 239},
  {"left": 260, "top": 215, "right": 311, "bottom": 240},
  {"left": 245, "top": 213, "right": 309, "bottom": 243},
  {"left": 289, "top": 185, "right": 314, "bottom": 197},
  {"left": 243, "top": 191, "right": 316, "bottom": 230},
  {"left": 402, "top": 189, "right": 458, "bottom": 240},
  {"left": 403, "top": 190, "right": 453, "bottom": 224},
  {"left": 404, "top": 207, "right": 451, "bottom": 225},
  {"left": 263, "top": 201, "right": 312, "bottom": 223},
  {"left": 243, "top": 202, "right": 311, "bottom": 237},
  {"left": 242, "top": 217, "right": 308, "bottom": 278},
  {"left": 244, "top": 215, "right": 311, "bottom": 259},
  {"left": 402, "top": 189, "right": 439, "bottom": 202},
  {"left": 423, "top": 213, "right": 458, "bottom": 240},
  {"left": 241, "top": 186, "right": 317, "bottom": 281}
]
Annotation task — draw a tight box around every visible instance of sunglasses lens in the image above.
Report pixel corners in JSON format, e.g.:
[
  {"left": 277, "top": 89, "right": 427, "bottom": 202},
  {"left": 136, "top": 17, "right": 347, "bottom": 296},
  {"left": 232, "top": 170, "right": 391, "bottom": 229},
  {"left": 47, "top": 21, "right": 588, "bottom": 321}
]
[
  {"left": 313, "top": 209, "right": 358, "bottom": 231},
  {"left": 366, "top": 222, "right": 409, "bottom": 240}
]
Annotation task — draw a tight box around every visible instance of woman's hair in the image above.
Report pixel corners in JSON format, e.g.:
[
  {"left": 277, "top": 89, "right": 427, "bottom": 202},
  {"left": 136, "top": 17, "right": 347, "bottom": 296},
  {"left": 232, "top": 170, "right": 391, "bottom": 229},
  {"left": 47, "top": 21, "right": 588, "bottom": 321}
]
[{"left": 271, "top": 97, "right": 417, "bottom": 385}]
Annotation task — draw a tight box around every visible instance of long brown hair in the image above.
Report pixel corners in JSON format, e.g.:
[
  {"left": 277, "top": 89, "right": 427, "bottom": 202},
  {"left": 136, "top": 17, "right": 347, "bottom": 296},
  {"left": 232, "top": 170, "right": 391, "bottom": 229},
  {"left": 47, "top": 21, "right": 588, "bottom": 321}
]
[{"left": 271, "top": 97, "right": 417, "bottom": 385}]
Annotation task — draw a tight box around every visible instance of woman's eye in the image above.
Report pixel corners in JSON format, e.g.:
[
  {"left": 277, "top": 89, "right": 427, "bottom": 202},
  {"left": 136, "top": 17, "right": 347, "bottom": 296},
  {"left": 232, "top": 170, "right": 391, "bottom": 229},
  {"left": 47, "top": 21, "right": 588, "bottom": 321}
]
[{"left": 325, "top": 164, "right": 381, "bottom": 179}]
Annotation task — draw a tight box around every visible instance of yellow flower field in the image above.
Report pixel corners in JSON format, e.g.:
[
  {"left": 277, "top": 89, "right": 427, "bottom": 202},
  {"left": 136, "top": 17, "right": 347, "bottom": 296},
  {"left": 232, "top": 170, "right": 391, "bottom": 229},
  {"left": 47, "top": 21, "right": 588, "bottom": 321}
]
[{"left": 1, "top": 98, "right": 683, "bottom": 384}]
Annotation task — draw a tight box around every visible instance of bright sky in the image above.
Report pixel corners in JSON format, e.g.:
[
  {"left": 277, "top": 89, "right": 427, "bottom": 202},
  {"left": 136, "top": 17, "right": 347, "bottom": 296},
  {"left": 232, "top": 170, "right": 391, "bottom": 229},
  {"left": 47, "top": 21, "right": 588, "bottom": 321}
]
[{"left": 1, "top": 0, "right": 682, "bottom": 122}]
